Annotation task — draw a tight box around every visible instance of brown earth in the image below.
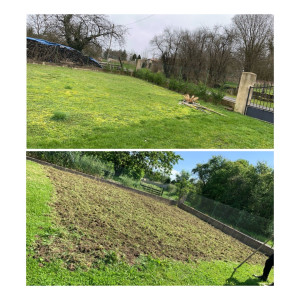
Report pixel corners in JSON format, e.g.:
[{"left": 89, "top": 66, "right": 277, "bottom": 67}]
[{"left": 34, "top": 165, "right": 267, "bottom": 270}]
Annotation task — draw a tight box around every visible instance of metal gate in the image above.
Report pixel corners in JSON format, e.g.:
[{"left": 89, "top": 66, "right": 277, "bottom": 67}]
[{"left": 244, "top": 84, "right": 274, "bottom": 124}]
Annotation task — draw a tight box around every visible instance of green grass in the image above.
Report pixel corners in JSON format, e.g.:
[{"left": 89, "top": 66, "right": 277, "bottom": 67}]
[
  {"left": 26, "top": 160, "right": 274, "bottom": 286},
  {"left": 27, "top": 255, "right": 271, "bottom": 286},
  {"left": 27, "top": 64, "right": 273, "bottom": 149}
]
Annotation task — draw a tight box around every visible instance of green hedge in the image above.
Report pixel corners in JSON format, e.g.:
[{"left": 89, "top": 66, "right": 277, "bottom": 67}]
[{"left": 133, "top": 69, "right": 224, "bottom": 104}]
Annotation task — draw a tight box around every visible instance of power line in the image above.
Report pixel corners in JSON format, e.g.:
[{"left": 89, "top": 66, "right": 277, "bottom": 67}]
[{"left": 124, "top": 15, "right": 155, "bottom": 26}]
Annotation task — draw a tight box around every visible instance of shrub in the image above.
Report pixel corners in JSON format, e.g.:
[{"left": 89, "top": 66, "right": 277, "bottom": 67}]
[
  {"left": 152, "top": 72, "right": 167, "bottom": 86},
  {"left": 196, "top": 83, "right": 210, "bottom": 101},
  {"left": 27, "top": 151, "right": 75, "bottom": 168},
  {"left": 135, "top": 69, "right": 151, "bottom": 81},
  {"left": 168, "top": 78, "right": 178, "bottom": 91},
  {"left": 116, "top": 175, "right": 140, "bottom": 189},
  {"left": 166, "top": 184, "right": 177, "bottom": 194},
  {"left": 26, "top": 151, "right": 114, "bottom": 178},
  {"left": 185, "top": 82, "right": 198, "bottom": 96},
  {"left": 168, "top": 78, "right": 186, "bottom": 93},
  {"left": 50, "top": 111, "right": 69, "bottom": 121},
  {"left": 210, "top": 88, "right": 225, "bottom": 105},
  {"left": 73, "top": 154, "right": 114, "bottom": 178}
]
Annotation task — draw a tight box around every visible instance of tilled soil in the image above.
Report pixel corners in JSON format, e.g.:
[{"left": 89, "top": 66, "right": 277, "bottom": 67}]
[{"left": 34, "top": 165, "right": 267, "bottom": 270}]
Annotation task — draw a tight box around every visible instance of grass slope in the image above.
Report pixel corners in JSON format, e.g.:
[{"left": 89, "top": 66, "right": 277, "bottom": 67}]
[
  {"left": 27, "top": 64, "right": 273, "bottom": 149},
  {"left": 26, "top": 160, "right": 274, "bottom": 285}
]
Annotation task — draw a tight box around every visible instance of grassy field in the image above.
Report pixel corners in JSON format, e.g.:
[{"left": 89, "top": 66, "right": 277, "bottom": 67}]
[
  {"left": 27, "top": 63, "right": 273, "bottom": 149},
  {"left": 26, "top": 160, "right": 274, "bottom": 285}
]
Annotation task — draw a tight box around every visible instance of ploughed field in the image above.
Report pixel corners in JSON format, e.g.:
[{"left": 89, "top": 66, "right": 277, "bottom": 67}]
[{"left": 30, "top": 162, "right": 267, "bottom": 270}]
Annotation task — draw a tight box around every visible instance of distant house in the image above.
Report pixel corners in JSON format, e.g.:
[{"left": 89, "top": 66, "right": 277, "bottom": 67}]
[{"left": 139, "top": 58, "right": 163, "bottom": 72}]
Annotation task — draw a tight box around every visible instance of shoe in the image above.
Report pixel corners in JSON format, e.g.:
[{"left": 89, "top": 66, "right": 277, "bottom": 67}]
[
  {"left": 263, "top": 282, "right": 274, "bottom": 286},
  {"left": 253, "top": 274, "right": 267, "bottom": 281}
]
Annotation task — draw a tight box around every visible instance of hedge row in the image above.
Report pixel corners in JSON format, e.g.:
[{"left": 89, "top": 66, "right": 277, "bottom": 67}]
[{"left": 133, "top": 68, "right": 225, "bottom": 104}]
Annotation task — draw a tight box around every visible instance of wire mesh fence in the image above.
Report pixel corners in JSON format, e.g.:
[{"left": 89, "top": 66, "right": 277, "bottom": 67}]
[{"left": 185, "top": 194, "right": 273, "bottom": 240}]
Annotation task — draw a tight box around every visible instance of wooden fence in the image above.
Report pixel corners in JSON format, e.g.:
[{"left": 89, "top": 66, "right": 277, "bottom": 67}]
[{"left": 140, "top": 182, "right": 163, "bottom": 196}]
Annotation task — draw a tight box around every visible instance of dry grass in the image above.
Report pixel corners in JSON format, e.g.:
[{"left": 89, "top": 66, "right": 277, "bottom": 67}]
[{"left": 183, "top": 94, "right": 199, "bottom": 103}]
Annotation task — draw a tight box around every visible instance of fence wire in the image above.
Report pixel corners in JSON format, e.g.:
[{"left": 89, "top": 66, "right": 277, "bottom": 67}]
[{"left": 186, "top": 194, "right": 273, "bottom": 239}]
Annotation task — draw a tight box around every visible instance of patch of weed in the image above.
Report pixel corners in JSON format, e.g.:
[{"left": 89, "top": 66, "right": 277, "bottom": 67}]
[{"left": 50, "top": 111, "right": 69, "bottom": 121}]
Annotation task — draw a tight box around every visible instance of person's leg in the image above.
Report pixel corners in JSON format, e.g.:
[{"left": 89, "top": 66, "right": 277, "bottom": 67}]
[
  {"left": 262, "top": 254, "right": 274, "bottom": 280},
  {"left": 253, "top": 253, "right": 274, "bottom": 281}
]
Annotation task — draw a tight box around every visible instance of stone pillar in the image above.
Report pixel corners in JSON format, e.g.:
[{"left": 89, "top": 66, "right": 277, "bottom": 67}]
[
  {"left": 234, "top": 72, "right": 257, "bottom": 114},
  {"left": 136, "top": 59, "right": 143, "bottom": 70}
]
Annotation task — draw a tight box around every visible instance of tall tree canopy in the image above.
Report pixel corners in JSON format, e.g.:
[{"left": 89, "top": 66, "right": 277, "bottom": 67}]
[
  {"left": 191, "top": 156, "right": 274, "bottom": 219},
  {"left": 86, "top": 151, "right": 182, "bottom": 179}
]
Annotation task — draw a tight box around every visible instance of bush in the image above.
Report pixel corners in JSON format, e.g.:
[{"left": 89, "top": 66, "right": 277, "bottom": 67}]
[
  {"left": 115, "top": 175, "right": 140, "bottom": 189},
  {"left": 210, "top": 88, "right": 225, "bottom": 105},
  {"left": 168, "top": 78, "right": 186, "bottom": 93},
  {"left": 135, "top": 69, "right": 151, "bottom": 81},
  {"left": 152, "top": 72, "right": 167, "bottom": 86},
  {"left": 73, "top": 154, "right": 114, "bottom": 178},
  {"left": 26, "top": 151, "right": 114, "bottom": 178},
  {"left": 168, "top": 78, "right": 178, "bottom": 91},
  {"left": 196, "top": 83, "right": 210, "bottom": 101},
  {"left": 166, "top": 184, "right": 177, "bottom": 194},
  {"left": 134, "top": 69, "right": 167, "bottom": 87},
  {"left": 184, "top": 82, "right": 198, "bottom": 96}
]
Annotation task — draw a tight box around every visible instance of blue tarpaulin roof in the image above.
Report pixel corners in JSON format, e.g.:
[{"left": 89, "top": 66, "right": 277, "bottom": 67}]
[
  {"left": 27, "top": 37, "right": 77, "bottom": 51},
  {"left": 27, "top": 37, "right": 102, "bottom": 67}
]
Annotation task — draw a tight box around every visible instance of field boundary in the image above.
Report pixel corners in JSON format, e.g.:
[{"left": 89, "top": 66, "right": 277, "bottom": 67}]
[
  {"left": 26, "top": 156, "right": 273, "bottom": 256},
  {"left": 178, "top": 204, "right": 273, "bottom": 256},
  {"left": 26, "top": 156, "right": 176, "bottom": 206}
]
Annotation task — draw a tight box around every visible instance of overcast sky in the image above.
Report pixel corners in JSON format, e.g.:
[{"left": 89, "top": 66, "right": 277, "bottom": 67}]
[{"left": 108, "top": 14, "right": 235, "bottom": 57}]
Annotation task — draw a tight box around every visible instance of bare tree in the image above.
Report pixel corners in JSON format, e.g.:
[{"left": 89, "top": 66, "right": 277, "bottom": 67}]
[
  {"left": 150, "top": 28, "right": 182, "bottom": 77},
  {"left": 206, "top": 26, "right": 235, "bottom": 86},
  {"left": 27, "top": 14, "right": 127, "bottom": 54},
  {"left": 151, "top": 26, "right": 234, "bottom": 85},
  {"left": 54, "top": 14, "right": 126, "bottom": 52},
  {"left": 177, "top": 28, "right": 209, "bottom": 81},
  {"left": 27, "top": 14, "right": 52, "bottom": 36},
  {"left": 149, "top": 15, "right": 274, "bottom": 84},
  {"left": 232, "top": 14, "right": 274, "bottom": 73}
]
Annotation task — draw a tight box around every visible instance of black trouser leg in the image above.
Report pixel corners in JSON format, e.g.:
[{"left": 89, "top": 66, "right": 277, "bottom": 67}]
[{"left": 263, "top": 254, "right": 274, "bottom": 279}]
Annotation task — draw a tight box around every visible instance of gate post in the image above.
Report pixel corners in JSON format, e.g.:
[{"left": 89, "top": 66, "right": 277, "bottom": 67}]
[
  {"left": 234, "top": 72, "right": 257, "bottom": 114},
  {"left": 136, "top": 59, "right": 143, "bottom": 70}
]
